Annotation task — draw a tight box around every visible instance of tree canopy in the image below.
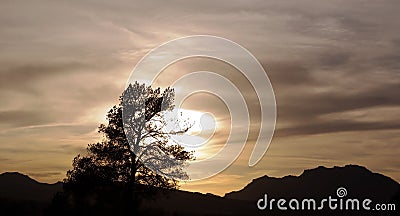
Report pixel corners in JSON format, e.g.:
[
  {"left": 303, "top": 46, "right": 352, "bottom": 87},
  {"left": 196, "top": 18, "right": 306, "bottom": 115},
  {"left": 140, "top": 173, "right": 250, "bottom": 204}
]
[{"left": 48, "top": 82, "right": 194, "bottom": 215}]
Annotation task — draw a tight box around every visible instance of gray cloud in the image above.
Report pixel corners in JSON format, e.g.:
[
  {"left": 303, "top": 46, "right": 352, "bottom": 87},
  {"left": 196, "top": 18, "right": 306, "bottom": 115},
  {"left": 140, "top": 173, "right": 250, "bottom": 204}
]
[
  {"left": 277, "top": 120, "right": 400, "bottom": 137},
  {"left": 0, "top": 110, "right": 53, "bottom": 127}
]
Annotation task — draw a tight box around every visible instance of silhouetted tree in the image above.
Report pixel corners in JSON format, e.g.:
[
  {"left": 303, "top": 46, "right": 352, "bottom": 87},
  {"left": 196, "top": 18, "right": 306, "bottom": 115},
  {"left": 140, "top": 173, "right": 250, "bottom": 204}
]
[{"left": 48, "top": 82, "right": 194, "bottom": 215}]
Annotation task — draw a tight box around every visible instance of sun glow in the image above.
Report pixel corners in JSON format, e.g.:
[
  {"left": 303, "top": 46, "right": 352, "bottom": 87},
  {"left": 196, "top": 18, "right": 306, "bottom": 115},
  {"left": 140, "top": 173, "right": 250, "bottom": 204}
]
[
  {"left": 165, "top": 108, "right": 219, "bottom": 160},
  {"left": 80, "top": 106, "right": 111, "bottom": 125}
]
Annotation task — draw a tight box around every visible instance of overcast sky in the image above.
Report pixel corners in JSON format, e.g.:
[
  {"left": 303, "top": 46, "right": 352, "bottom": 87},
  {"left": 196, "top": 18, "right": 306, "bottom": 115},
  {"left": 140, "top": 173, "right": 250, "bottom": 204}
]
[{"left": 0, "top": 0, "right": 399, "bottom": 195}]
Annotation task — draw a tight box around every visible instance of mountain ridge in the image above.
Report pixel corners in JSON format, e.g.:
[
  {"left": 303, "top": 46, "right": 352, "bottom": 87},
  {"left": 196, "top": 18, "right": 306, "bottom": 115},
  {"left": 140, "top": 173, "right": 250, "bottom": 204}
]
[
  {"left": 225, "top": 164, "right": 399, "bottom": 202},
  {"left": 0, "top": 172, "right": 62, "bottom": 202},
  {"left": 1, "top": 165, "right": 399, "bottom": 215},
  {"left": 0, "top": 172, "right": 62, "bottom": 185}
]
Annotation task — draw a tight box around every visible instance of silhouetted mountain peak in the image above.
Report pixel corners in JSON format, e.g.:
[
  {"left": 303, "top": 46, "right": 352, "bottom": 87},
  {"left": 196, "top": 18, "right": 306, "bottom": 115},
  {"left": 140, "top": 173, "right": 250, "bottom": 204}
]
[
  {"left": 0, "top": 172, "right": 62, "bottom": 202},
  {"left": 0, "top": 172, "right": 40, "bottom": 184},
  {"left": 302, "top": 164, "right": 370, "bottom": 175},
  {"left": 225, "top": 165, "right": 399, "bottom": 203}
]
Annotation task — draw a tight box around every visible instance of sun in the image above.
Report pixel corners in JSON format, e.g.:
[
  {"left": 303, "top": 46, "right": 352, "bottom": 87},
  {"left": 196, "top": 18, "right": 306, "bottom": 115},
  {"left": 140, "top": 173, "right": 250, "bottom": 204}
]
[{"left": 164, "top": 108, "right": 219, "bottom": 159}]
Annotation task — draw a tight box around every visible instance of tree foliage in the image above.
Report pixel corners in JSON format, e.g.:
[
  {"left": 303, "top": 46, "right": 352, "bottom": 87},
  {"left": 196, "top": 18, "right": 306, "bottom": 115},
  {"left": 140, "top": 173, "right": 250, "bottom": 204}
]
[
  {"left": 65, "top": 82, "right": 194, "bottom": 190},
  {"left": 48, "top": 82, "right": 194, "bottom": 215}
]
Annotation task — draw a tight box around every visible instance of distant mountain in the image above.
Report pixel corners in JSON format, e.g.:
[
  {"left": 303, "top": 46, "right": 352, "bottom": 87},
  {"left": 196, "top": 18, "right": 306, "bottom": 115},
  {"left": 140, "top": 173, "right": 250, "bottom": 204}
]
[
  {"left": 145, "top": 165, "right": 399, "bottom": 215},
  {"left": 0, "top": 172, "right": 62, "bottom": 202},
  {"left": 1, "top": 165, "right": 398, "bottom": 216},
  {"left": 225, "top": 165, "right": 399, "bottom": 202}
]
